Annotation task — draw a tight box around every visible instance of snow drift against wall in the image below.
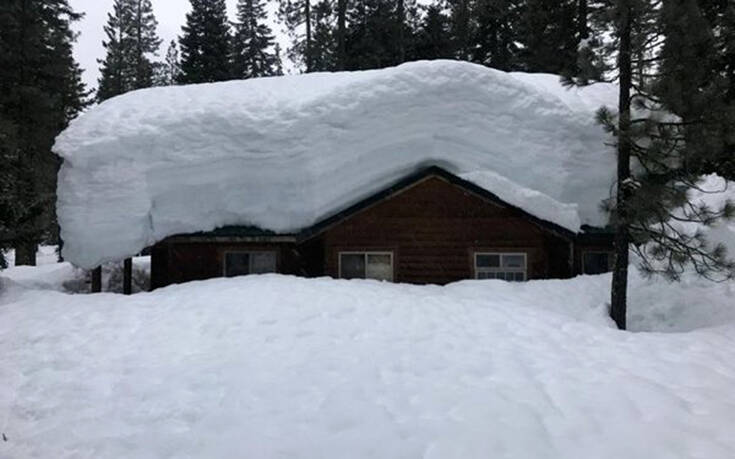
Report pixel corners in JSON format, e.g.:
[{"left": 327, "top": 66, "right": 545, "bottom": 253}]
[{"left": 55, "top": 60, "right": 621, "bottom": 268}]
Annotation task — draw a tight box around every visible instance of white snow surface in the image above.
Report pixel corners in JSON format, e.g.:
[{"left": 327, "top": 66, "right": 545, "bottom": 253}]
[
  {"left": 2, "top": 265, "right": 735, "bottom": 458},
  {"left": 55, "top": 60, "right": 620, "bottom": 268},
  {"left": 460, "top": 170, "right": 582, "bottom": 230}
]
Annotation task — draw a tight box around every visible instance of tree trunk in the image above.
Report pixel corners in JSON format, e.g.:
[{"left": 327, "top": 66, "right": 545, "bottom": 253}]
[
  {"left": 397, "top": 0, "right": 405, "bottom": 64},
  {"left": 14, "top": 242, "right": 37, "bottom": 266},
  {"left": 91, "top": 266, "right": 102, "bottom": 293},
  {"left": 123, "top": 258, "right": 133, "bottom": 295},
  {"left": 337, "top": 0, "right": 346, "bottom": 70},
  {"left": 305, "top": 0, "right": 312, "bottom": 72},
  {"left": 578, "top": 0, "right": 588, "bottom": 41},
  {"left": 611, "top": 0, "right": 633, "bottom": 330}
]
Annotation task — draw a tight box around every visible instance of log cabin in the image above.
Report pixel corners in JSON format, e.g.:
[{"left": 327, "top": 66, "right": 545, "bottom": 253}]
[{"left": 150, "top": 166, "right": 614, "bottom": 289}]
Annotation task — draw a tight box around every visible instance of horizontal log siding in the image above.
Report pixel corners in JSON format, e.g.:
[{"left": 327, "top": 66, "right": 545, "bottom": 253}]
[
  {"left": 321, "top": 176, "right": 570, "bottom": 284},
  {"left": 151, "top": 241, "right": 301, "bottom": 288}
]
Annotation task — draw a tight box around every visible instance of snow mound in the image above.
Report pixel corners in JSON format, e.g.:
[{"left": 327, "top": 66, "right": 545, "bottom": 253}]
[
  {"left": 55, "top": 60, "right": 619, "bottom": 268},
  {"left": 2, "top": 273, "right": 735, "bottom": 457},
  {"left": 460, "top": 169, "right": 582, "bottom": 230}
]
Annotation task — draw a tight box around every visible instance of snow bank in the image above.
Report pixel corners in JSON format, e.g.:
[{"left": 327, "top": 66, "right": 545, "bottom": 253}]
[
  {"left": 2, "top": 273, "right": 735, "bottom": 458},
  {"left": 55, "top": 60, "right": 620, "bottom": 268}
]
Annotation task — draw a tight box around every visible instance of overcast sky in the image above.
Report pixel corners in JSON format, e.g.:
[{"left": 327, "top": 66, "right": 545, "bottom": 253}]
[{"left": 69, "top": 0, "right": 288, "bottom": 89}]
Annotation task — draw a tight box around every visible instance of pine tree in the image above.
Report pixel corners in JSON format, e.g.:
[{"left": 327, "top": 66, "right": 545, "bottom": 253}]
[
  {"left": 695, "top": 0, "right": 735, "bottom": 179},
  {"left": 274, "top": 43, "right": 285, "bottom": 75},
  {"left": 129, "top": 0, "right": 161, "bottom": 89},
  {"left": 336, "top": 0, "right": 347, "bottom": 69},
  {"left": 232, "top": 0, "right": 279, "bottom": 78},
  {"left": 97, "top": 0, "right": 134, "bottom": 101},
  {"left": 0, "top": 0, "right": 89, "bottom": 267},
  {"left": 345, "top": 0, "right": 417, "bottom": 70},
  {"left": 517, "top": 0, "right": 579, "bottom": 74},
  {"left": 471, "top": 0, "right": 522, "bottom": 70},
  {"left": 96, "top": 0, "right": 160, "bottom": 101},
  {"left": 278, "top": 0, "right": 315, "bottom": 71},
  {"left": 97, "top": 0, "right": 161, "bottom": 101},
  {"left": 178, "top": 0, "right": 232, "bottom": 84},
  {"left": 565, "top": 0, "right": 610, "bottom": 84},
  {"left": 414, "top": 3, "right": 453, "bottom": 60},
  {"left": 153, "top": 40, "right": 181, "bottom": 86},
  {"left": 447, "top": 0, "right": 473, "bottom": 60},
  {"left": 572, "top": 0, "right": 735, "bottom": 329},
  {"left": 310, "top": 0, "right": 337, "bottom": 71}
]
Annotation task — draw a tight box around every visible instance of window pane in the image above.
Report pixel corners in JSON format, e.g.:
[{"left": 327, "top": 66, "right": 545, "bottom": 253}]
[
  {"left": 502, "top": 255, "right": 525, "bottom": 268},
  {"left": 366, "top": 254, "right": 392, "bottom": 281},
  {"left": 225, "top": 253, "right": 250, "bottom": 277},
  {"left": 513, "top": 272, "right": 525, "bottom": 281},
  {"left": 478, "top": 271, "right": 495, "bottom": 279},
  {"left": 250, "top": 252, "right": 276, "bottom": 274},
  {"left": 341, "top": 254, "right": 366, "bottom": 279},
  {"left": 583, "top": 252, "right": 611, "bottom": 275},
  {"left": 476, "top": 254, "right": 500, "bottom": 268}
]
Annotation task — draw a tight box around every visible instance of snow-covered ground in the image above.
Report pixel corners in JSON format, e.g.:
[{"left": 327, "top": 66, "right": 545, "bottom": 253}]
[{"left": 1, "top": 257, "right": 734, "bottom": 458}]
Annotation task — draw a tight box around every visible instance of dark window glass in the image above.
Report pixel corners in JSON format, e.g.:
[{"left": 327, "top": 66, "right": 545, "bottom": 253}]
[
  {"left": 503, "top": 255, "right": 524, "bottom": 268},
  {"left": 225, "top": 253, "right": 250, "bottom": 277},
  {"left": 250, "top": 252, "right": 276, "bottom": 274},
  {"left": 340, "top": 254, "right": 366, "bottom": 279},
  {"left": 476, "top": 254, "right": 501, "bottom": 268},
  {"left": 583, "top": 252, "right": 612, "bottom": 275},
  {"left": 225, "top": 252, "right": 276, "bottom": 277}
]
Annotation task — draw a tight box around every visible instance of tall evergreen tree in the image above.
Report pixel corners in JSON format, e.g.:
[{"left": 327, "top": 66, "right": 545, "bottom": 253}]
[
  {"left": 413, "top": 3, "right": 453, "bottom": 60},
  {"left": 232, "top": 0, "right": 279, "bottom": 78},
  {"left": 336, "top": 0, "right": 347, "bottom": 69},
  {"left": 310, "top": 0, "right": 337, "bottom": 71},
  {"left": 153, "top": 40, "right": 181, "bottom": 86},
  {"left": 274, "top": 43, "right": 285, "bottom": 75},
  {"left": 97, "top": 0, "right": 161, "bottom": 101},
  {"left": 517, "top": 0, "right": 579, "bottom": 74},
  {"left": 0, "top": 0, "right": 89, "bottom": 266},
  {"left": 178, "top": 0, "right": 232, "bottom": 84},
  {"left": 97, "top": 0, "right": 134, "bottom": 101},
  {"left": 345, "top": 0, "right": 418, "bottom": 70},
  {"left": 278, "top": 0, "right": 314, "bottom": 71},
  {"left": 447, "top": 0, "right": 473, "bottom": 60},
  {"left": 471, "top": 0, "right": 522, "bottom": 70},
  {"left": 129, "top": 0, "right": 161, "bottom": 89},
  {"left": 571, "top": 0, "right": 735, "bottom": 328}
]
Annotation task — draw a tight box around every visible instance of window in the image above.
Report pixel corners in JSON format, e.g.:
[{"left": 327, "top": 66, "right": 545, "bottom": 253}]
[
  {"left": 474, "top": 252, "right": 527, "bottom": 281},
  {"left": 224, "top": 251, "right": 277, "bottom": 277},
  {"left": 339, "top": 252, "right": 393, "bottom": 281},
  {"left": 582, "top": 251, "right": 614, "bottom": 275}
]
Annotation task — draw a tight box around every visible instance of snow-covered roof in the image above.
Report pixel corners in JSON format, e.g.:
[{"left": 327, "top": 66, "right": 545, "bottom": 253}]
[
  {"left": 459, "top": 170, "right": 582, "bottom": 232},
  {"left": 55, "top": 60, "right": 619, "bottom": 268}
]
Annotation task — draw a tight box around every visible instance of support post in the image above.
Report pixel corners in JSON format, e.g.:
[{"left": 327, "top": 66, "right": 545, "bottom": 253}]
[
  {"left": 123, "top": 258, "right": 132, "bottom": 295},
  {"left": 91, "top": 266, "right": 102, "bottom": 293}
]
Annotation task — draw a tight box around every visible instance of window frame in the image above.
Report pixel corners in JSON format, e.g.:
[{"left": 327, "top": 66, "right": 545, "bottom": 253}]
[
  {"left": 581, "top": 250, "right": 615, "bottom": 275},
  {"left": 222, "top": 250, "right": 278, "bottom": 277},
  {"left": 473, "top": 252, "right": 528, "bottom": 281},
  {"left": 338, "top": 251, "right": 394, "bottom": 281}
]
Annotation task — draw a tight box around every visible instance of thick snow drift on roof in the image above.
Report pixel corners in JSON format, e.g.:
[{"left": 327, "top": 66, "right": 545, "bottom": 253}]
[
  {"left": 55, "top": 60, "right": 619, "bottom": 268},
  {"left": 460, "top": 170, "right": 581, "bottom": 231}
]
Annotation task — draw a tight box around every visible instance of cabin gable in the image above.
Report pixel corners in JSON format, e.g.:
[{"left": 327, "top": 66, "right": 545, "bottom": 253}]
[{"left": 314, "top": 174, "right": 572, "bottom": 284}]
